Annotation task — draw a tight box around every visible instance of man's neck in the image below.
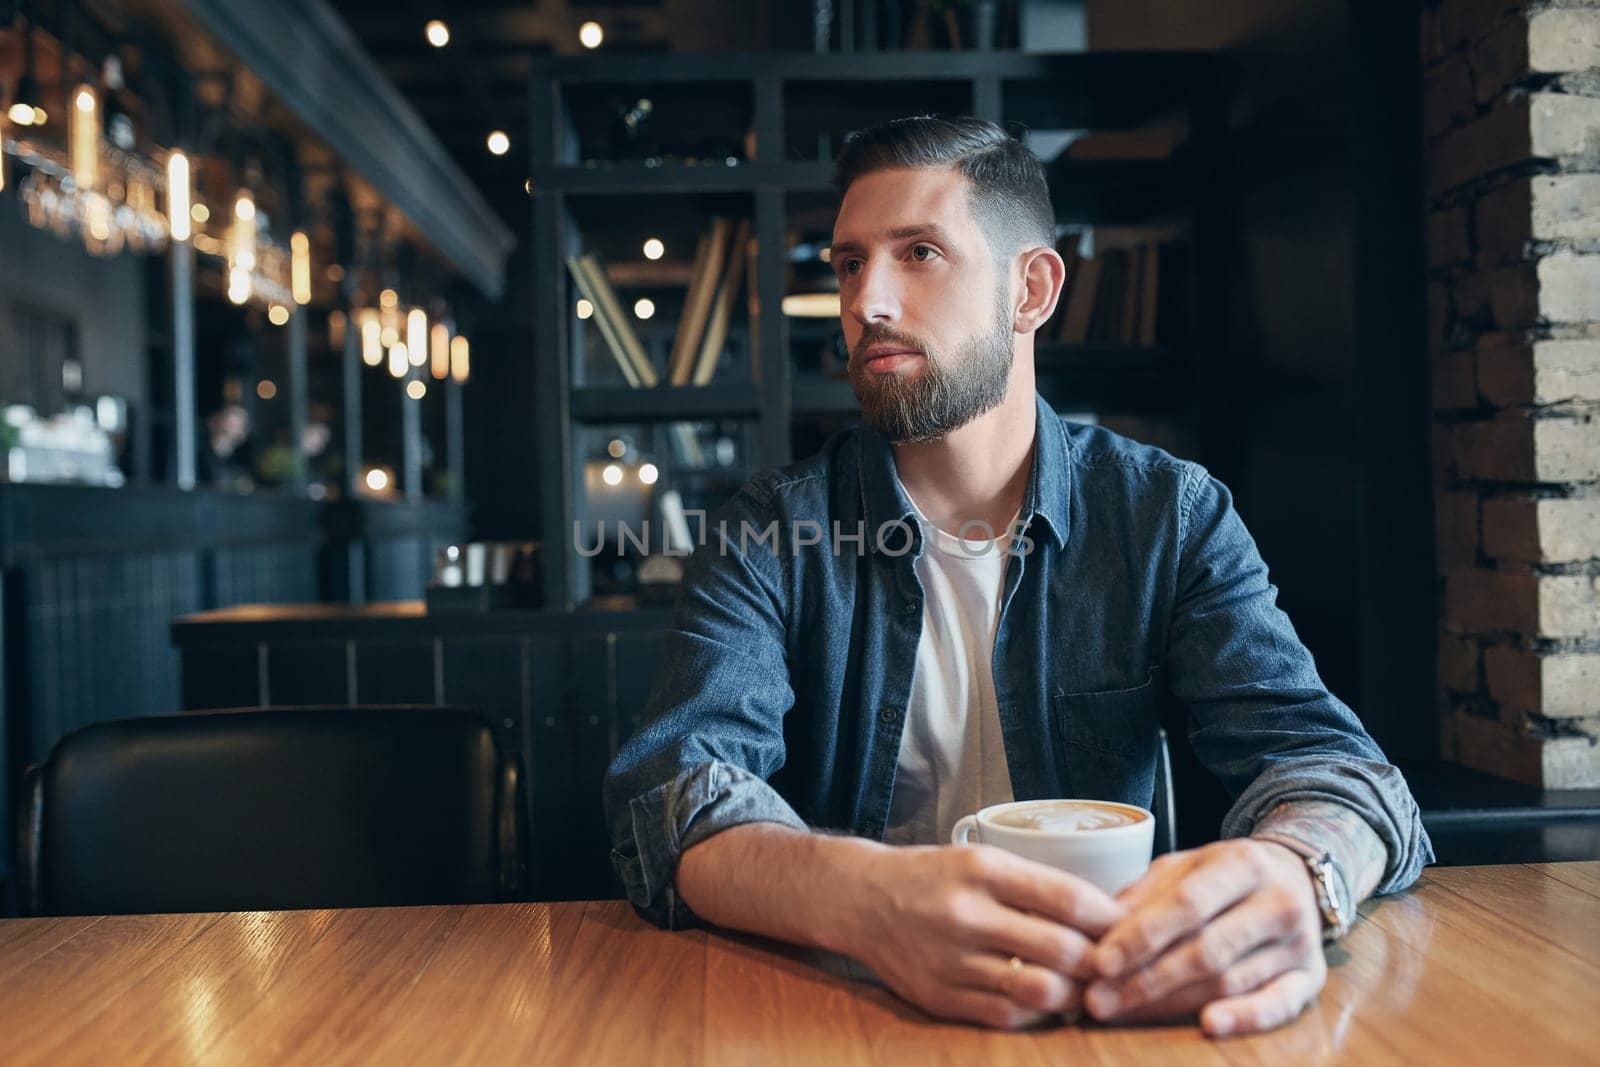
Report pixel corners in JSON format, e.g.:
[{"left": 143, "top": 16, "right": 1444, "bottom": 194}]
[{"left": 891, "top": 374, "right": 1038, "bottom": 540}]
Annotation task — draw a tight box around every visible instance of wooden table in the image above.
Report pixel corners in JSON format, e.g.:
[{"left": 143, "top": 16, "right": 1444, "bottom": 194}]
[{"left": 3, "top": 863, "right": 1597, "bottom": 1065}]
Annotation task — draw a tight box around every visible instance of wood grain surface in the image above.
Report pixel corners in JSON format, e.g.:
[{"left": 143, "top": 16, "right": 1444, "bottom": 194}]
[{"left": 2, "top": 863, "right": 1596, "bottom": 1065}]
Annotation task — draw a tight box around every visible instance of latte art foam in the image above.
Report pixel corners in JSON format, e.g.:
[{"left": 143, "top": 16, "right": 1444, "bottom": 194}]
[{"left": 988, "top": 802, "right": 1145, "bottom": 832}]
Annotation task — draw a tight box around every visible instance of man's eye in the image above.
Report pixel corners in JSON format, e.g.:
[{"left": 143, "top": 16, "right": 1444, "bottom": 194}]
[
  {"left": 842, "top": 259, "right": 861, "bottom": 275},
  {"left": 912, "top": 245, "right": 938, "bottom": 261}
]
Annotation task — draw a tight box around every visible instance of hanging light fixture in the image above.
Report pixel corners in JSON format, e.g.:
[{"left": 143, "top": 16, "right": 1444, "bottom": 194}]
[
  {"left": 406, "top": 308, "right": 427, "bottom": 366},
  {"left": 449, "top": 335, "right": 470, "bottom": 383},
  {"left": 359, "top": 309, "right": 382, "bottom": 366},
  {"left": 388, "top": 342, "right": 409, "bottom": 378},
  {"left": 430, "top": 322, "right": 450, "bottom": 380},
  {"left": 167, "top": 151, "right": 191, "bottom": 241},
  {"left": 291, "top": 231, "right": 312, "bottom": 304},
  {"left": 227, "top": 190, "right": 257, "bottom": 305},
  {"left": 70, "top": 86, "right": 98, "bottom": 189}
]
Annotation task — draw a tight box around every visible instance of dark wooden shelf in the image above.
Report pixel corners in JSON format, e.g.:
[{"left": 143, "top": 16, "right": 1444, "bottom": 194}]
[
  {"left": 530, "top": 162, "right": 832, "bottom": 195},
  {"left": 571, "top": 385, "right": 762, "bottom": 423},
  {"left": 1045, "top": 158, "right": 1189, "bottom": 224}
]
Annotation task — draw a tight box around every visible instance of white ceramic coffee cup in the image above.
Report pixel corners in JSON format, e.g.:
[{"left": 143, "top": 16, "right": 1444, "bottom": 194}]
[{"left": 951, "top": 799, "right": 1155, "bottom": 896}]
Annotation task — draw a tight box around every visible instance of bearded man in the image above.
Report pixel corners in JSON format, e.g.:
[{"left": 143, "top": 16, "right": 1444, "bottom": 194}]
[{"left": 604, "top": 115, "right": 1431, "bottom": 1036}]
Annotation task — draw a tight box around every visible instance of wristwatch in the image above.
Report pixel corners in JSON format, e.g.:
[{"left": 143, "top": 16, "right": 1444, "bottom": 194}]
[{"left": 1255, "top": 833, "right": 1353, "bottom": 944}]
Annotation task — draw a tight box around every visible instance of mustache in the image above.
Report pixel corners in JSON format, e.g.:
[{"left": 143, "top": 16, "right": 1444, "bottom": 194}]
[{"left": 850, "top": 330, "right": 927, "bottom": 363}]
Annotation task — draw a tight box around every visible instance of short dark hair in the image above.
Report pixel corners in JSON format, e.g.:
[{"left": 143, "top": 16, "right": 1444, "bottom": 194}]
[{"left": 832, "top": 115, "right": 1056, "bottom": 263}]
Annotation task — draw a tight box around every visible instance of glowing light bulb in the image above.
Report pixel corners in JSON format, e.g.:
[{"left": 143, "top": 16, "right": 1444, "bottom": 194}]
[
  {"left": 425, "top": 19, "right": 450, "bottom": 47},
  {"left": 449, "top": 335, "right": 470, "bottom": 383},
  {"left": 639, "top": 463, "right": 659, "bottom": 486},
  {"left": 430, "top": 323, "right": 450, "bottom": 379},
  {"left": 634, "top": 298, "right": 655, "bottom": 320},
  {"left": 601, "top": 463, "right": 623, "bottom": 487},
  {"left": 267, "top": 305, "right": 290, "bottom": 326},
  {"left": 407, "top": 308, "right": 428, "bottom": 365},
  {"left": 388, "top": 343, "right": 409, "bottom": 378},
  {"left": 576, "top": 299, "right": 594, "bottom": 320},
  {"left": 643, "top": 238, "right": 664, "bottom": 260},
  {"left": 579, "top": 21, "right": 604, "bottom": 49},
  {"left": 486, "top": 130, "right": 510, "bottom": 156},
  {"left": 360, "top": 312, "right": 382, "bottom": 366},
  {"left": 406, "top": 380, "right": 427, "bottom": 400},
  {"left": 291, "top": 232, "right": 312, "bottom": 305},
  {"left": 365, "top": 468, "right": 389, "bottom": 492},
  {"left": 167, "top": 153, "right": 192, "bottom": 241}
]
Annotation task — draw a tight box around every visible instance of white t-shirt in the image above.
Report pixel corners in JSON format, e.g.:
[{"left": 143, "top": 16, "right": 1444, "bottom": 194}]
[{"left": 882, "top": 485, "right": 1018, "bottom": 847}]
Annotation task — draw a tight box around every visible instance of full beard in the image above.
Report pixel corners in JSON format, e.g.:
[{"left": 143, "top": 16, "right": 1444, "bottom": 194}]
[{"left": 848, "top": 292, "right": 1016, "bottom": 444}]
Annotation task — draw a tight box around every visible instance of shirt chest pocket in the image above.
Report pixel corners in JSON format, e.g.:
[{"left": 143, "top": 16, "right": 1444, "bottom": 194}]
[{"left": 1049, "top": 669, "right": 1161, "bottom": 806}]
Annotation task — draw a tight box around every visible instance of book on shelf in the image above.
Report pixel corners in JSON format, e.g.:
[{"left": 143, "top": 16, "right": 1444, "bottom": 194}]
[
  {"left": 691, "top": 218, "right": 752, "bottom": 386},
  {"left": 666, "top": 230, "right": 714, "bottom": 386},
  {"left": 669, "top": 217, "right": 730, "bottom": 386},
  {"left": 579, "top": 252, "right": 657, "bottom": 386},
  {"left": 1138, "top": 244, "right": 1162, "bottom": 346},
  {"left": 566, "top": 255, "right": 643, "bottom": 387},
  {"left": 1120, "top": 246, "right": 1144, "bottom": 346},
  {"left": 1058, "top": 253, "right": 1101, "bottom": 345},
  {"left": 1049, "top": 240, "right": 1175, "bottom": 348},
  {"left": 1050, "top": 232, "right": 1083, "bottom": 344}
]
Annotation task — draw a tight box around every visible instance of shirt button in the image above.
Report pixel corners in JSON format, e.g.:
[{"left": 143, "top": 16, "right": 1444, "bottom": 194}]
[{"left": 879, "top": 706, "right": 901, "bottom": 725}]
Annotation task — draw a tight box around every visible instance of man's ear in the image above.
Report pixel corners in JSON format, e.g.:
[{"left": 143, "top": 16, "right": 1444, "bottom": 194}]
[{"left": 1013, "top": 246, "right": 1067, "bottom": 334}]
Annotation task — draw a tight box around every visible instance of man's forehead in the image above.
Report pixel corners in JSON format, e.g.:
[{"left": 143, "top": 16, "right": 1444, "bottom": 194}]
[{"left": 832, "top": 167, "right": 973, "bottom": 245}]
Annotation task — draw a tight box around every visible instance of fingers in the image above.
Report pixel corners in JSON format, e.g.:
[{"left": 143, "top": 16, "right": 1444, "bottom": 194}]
[
  {"left": 968, "top": 846, "right": 1125, "bottom": 937},
  {"left": 972, "top": 902, "right": 1099, "bottom": 980},
  {"left": 1087, "top": 939, "right": 1309, "bottom": 1023},
  {"left": 955, "top": 951, "right": 1080, "bottom": 1015},
  {"left": 1088, "top": 889, "right": 1303, "bottom": 1011},
  {"left": 1092, "top": 849, "right": 1262, "bottom": 979},
  {"left": 924, "top": 985, "right": 1052, "bottom": 1031},
  {"left": 1200, "top": 968, "right": 1321, "bottom": 1037}
]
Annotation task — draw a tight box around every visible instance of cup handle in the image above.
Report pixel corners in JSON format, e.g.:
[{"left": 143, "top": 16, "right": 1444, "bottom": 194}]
[{"left": 951, "top": 814, "right": 978, "bottom": 846}]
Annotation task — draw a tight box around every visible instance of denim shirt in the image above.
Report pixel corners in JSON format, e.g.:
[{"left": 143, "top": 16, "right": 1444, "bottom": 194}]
[{"left": 604, "top": 393, "right": 1433, "bottom": 929}]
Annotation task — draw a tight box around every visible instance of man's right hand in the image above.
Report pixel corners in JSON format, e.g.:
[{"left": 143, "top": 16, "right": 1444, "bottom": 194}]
[{"left": 842, "top": 843, "right": 1127, "bottom": 1029}]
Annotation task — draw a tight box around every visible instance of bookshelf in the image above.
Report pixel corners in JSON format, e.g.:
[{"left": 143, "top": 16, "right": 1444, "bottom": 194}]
[{"left": 529, "top": 50, "right": 1226, "bottom": 610}]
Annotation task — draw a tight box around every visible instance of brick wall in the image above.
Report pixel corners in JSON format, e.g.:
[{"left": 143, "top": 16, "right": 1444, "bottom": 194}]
[{"left": 1425, "top": 0, "right": 1600, "bottom": 787}]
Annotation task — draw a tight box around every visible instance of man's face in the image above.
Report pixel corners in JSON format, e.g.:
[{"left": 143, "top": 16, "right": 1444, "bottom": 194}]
[{"left": 831, "top": 166, "right": 1016, "bottom": 444}]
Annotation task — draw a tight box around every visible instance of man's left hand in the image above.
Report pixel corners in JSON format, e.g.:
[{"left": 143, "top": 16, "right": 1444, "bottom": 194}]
[{"left": 1083, "top": 839, "right": 1328, "bottom": 1037}]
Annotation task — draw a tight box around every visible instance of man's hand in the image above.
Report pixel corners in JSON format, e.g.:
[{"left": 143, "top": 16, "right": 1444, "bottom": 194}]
[
  {"left": 1083, "top": 839, "right": 1327, "bottom": 1037},
  {"left": 845, "top": 843, "right": 1127, "bottom": 1030}
]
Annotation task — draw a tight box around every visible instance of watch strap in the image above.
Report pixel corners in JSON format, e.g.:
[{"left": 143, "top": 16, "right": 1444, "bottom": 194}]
[{"left": 1254, "top": 832, "right": 1353, "bottom": 942}]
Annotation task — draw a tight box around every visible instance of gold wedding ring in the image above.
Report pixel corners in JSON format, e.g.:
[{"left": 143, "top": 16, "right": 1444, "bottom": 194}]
[{"left": 1000, "top": 955, "right": 1024, "bottom": 997}]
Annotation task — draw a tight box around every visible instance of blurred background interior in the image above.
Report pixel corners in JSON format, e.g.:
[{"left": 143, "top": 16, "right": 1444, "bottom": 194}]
[{"left": 1, "top": 0, "right": 1596, "bottom": 905}]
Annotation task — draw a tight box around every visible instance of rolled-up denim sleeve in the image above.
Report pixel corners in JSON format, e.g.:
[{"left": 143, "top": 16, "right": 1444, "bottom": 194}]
[
  {"left": 1165, "top": 463, "right": 1434, "bottom": 896},
  {"left": 603, "top": 480, "right": 810, "bottom": 929}
]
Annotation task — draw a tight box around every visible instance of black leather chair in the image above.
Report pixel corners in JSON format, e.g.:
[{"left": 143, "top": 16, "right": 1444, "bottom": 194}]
[{"left": 15, "top": 706, "right": 525, "bottom": 916}]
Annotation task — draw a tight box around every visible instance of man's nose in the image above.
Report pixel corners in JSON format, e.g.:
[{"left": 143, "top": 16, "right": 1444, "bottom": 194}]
[{"left": 846, "top": 259, "right": 900, "bottom": 327}]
